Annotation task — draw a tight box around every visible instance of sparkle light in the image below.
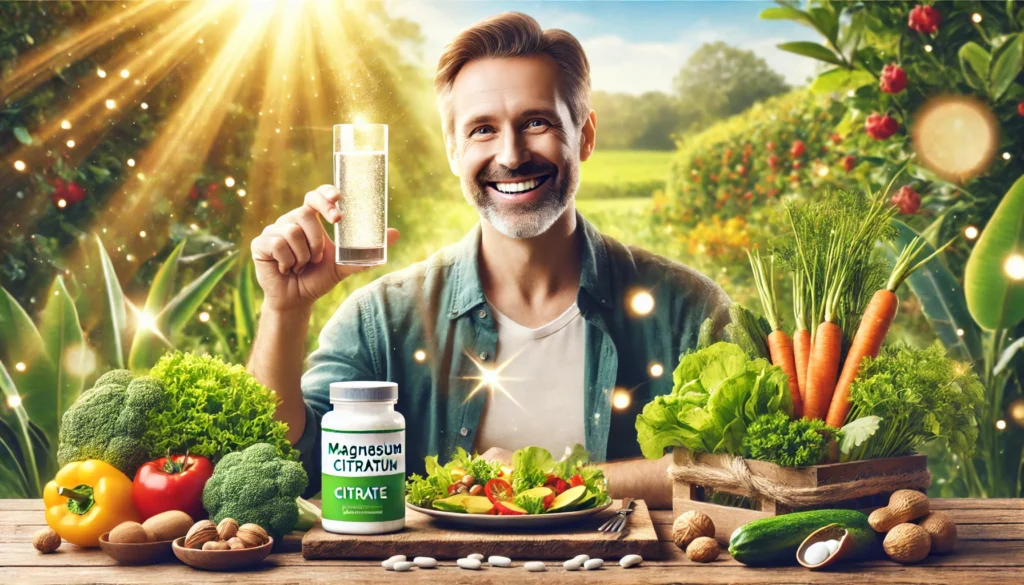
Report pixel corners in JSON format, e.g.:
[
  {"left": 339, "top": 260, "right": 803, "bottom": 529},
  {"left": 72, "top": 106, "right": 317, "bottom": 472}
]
[
  {"left": 15, "top": 362, "right": 26, "bottom": 372},
  {"left": 460, "top": 349, "right": 525, "bottom": 409},
  {"left": 140, "top": 102, "right": 149, "bottom": 110},
  {"left": 237, "top": 189, "right": 247, "bottom": 197},
  {"left": 649, "top": 363, "right": 664, "bottom": 378},
  {"left": 964, "top": 225, "right": 979, "bottom": 240},
  {"left": 198, "top": 311, "right": 210, "bottom": 323},
  {"left": 136, "top": 310, "right": 157, "bottom": 331},
  {"left": 136, "top": 172, "right": 146, "bottom": 180},
  {"left": 14, "top": 160, "right": 26, "bottom": 171},
  {"left": 225, "top": 176, "right": 236, "bottom": 187},
  {"left": 63, "top": 343, "right": 98, "bottom": 378},
  {"left": 924, "top": 44, "right": 933, "bottom": 52},
  {"left": 66, "top": 139, "right": 75, "bottom": 148},
  {"left": 818, "top": 166, "right": 829, "bottom": 177},
  {"left": 120, "top": 68, "right": 130, "bottom": 78},
  {"left": 127, "top": 158, "right": 136, "bottom": 167},
  {"left": 414, "top": 349, "right": 426, "bottom": 362},
  {"left": 1003, "top": 152, "right": 1012, "bottom": 160},
  {"left": 996, "top": 420, "right": 1007, "bottom": 431},
  {"left": 912, "top": 96, "right": 998, "bottom": 182},
  {"left": 1010, "top": 399, "right": 1024, "bottom": 427},
  {"left": 57, "top": 199, "right": 67, "bottom": 208},
  {"left": 971, "top": 13, "right": 982, "bottom": 23},
  {"left": 612, "top": 389, "right": 631, "bottom": 410},
  {"left": 126, "top": 254, "right": 135, "bottom": 261},
  {"left": 956, "top": 328, "right": 964, "bottom": 337},
  {"left": 1005, "top": 254, "right": 1024, "bottom": 280},
  {"left": 61, "top": 120, "right": 72, "bottom": 130},
  {"left": 139, "top": 230, "right": 147, "bottom": 238},
  {"left": 630, "top": 290, "right": 655, "bottom": 316},
  {"left": 97, "top": 68, "right": 107, "bottom": 78},
  {"left": 105, "top": 99, "right": 116, "bottom": 109},
  {"left": 6, "top": 395, "right": 21, "bottom": 409}
]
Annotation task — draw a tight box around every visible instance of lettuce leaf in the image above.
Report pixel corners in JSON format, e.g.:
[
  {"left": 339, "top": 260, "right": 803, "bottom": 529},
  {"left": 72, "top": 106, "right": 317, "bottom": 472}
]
[
  {"left": 511, "top": 446, "right": 556, "bottom": 493},
  {"left": 635, "top": 341, "right": 793, "bottom": 459}
]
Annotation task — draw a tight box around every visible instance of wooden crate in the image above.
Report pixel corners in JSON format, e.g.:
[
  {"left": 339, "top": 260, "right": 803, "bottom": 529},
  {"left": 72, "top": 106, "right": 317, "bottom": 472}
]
[{"left": 671, "top": 450, "right": 929, "bottom": 544}]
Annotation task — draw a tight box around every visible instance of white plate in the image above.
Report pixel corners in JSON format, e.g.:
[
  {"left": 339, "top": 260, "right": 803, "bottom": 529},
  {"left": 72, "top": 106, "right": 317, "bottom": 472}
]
[{"left": 405, "top": 499, "right": 613, "bottom": 529}]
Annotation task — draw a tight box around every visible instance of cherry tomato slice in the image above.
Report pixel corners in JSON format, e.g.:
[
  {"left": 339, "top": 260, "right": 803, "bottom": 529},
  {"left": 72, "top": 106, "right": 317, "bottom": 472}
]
[
  {"left": 569, "top": 474, "right": 585, "bottom": 488},
  {"left": 484, "top": 478, "right": 513, "bottom": 503}
]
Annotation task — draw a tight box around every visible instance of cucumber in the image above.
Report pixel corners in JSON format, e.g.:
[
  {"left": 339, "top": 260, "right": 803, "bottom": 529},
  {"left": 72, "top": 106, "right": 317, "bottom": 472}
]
[{"left": 728, "top": 509, "right": 877, "bottom": 566}]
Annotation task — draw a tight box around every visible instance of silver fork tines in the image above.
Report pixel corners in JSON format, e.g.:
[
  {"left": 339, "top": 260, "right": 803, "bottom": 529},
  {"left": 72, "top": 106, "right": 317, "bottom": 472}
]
[{"left": 597, "top": 498, "right": 635, "bottom": 533}]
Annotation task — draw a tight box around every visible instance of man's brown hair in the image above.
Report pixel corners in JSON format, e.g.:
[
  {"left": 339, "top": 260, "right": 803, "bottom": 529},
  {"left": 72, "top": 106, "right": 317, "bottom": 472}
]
[{"left": 434, "top": 12, "right": 591, "bottom": 141}]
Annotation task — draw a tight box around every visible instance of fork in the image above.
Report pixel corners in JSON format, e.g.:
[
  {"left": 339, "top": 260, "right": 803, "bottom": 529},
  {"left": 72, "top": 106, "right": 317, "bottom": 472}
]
[{"left": 597, "top": 498, "right": 635, "bottom": 533}]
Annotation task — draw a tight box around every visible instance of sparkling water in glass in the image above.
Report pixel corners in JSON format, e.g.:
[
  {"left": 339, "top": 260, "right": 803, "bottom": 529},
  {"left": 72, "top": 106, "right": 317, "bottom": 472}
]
[{"left": 333, "top": 123, "right": 388, "bottom": 265}]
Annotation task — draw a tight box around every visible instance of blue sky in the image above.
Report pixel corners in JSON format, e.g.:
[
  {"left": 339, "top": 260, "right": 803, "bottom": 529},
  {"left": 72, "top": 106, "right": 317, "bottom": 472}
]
[{"left": 388, "top": 1, "right": 822, "bottom": 95}]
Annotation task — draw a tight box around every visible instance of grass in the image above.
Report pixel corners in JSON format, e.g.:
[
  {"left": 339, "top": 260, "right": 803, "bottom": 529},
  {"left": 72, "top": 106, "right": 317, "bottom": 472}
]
[{"left": 578, "top": 150, "right": 674, "bottom": 199}]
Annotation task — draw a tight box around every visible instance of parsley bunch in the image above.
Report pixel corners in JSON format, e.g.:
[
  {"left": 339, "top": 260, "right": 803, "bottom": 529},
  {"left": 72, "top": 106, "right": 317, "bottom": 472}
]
[
  {"left": 743, "top": 412, "right": 840, "bottom": 467},
  {"left": 845, "top": 342, "right": 984, "bottom": 461}
]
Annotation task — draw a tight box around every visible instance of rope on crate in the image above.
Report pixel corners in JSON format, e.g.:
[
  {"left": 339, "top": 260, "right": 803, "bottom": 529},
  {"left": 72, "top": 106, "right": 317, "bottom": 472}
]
[{"left": 668, "top": 451, "right": 932, "bottom": 508}]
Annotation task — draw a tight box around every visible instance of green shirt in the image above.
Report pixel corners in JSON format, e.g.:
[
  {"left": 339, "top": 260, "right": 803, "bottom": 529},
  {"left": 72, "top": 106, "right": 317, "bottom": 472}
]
[{"left": 295, "top": 212, "right": 730, "bottom": 494}]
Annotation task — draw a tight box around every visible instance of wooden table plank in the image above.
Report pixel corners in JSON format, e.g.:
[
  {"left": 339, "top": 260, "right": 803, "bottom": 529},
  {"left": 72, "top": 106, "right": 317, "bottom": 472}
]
[{"left": 4, "top": 498, "right": 1022, "bottom": 584}]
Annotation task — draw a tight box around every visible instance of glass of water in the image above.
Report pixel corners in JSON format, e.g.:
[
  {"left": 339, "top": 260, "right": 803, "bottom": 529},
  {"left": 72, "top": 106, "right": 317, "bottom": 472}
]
[{"left": 333, "top": 123, "right": 388, "bottom": 265}]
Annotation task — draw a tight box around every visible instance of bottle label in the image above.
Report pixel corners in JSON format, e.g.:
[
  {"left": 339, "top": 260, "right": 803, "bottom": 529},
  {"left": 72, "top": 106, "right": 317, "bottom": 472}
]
[{"left": 321, "top": 428, "right": 405, "bottom": 523}]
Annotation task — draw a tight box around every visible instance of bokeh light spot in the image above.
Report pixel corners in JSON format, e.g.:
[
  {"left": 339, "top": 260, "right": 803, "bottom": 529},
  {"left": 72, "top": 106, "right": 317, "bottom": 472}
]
[
  {"left": 1005, "top": 254, "right": 1024, "bottom": 281},
  {"left": 630, "top": 290, "right": 655, "bottom": 316},
  {"left": 912, "top": 96, "right": 998, "bottom": 183},
  {"left": 649, "top": 363, "right": 664, "bottom": 378},
  {"left": 612, "top": 388, "right": 631, "bottom": 410}
]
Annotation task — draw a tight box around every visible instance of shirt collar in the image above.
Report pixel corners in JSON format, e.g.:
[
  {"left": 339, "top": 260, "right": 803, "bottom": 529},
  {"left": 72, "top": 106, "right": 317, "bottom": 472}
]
[{"left": 447, "top": 211, "right": 612, "bottom": 321}]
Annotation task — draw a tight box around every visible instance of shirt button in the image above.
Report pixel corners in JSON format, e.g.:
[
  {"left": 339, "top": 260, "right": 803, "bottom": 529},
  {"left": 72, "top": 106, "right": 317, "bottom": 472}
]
[
  {"left": 460, "top": 427, "right": 469, "bottom": 437},
  {"left": 477, "top": 309, "right": 487, "bottom": 319},
  {"left": 479, "top": 351, "right": 490, "bottom": 361}
]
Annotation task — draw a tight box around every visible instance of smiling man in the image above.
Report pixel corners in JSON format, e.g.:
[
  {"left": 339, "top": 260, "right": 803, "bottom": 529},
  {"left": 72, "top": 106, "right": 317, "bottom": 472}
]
[{"left": 248, "top": 12, "right": 729, "bottom": 506}]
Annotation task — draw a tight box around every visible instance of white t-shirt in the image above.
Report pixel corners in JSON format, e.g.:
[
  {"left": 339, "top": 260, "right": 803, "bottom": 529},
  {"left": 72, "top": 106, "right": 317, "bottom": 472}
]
[{"left": 472, "top": 301, "right": 586, "bottom": 458}]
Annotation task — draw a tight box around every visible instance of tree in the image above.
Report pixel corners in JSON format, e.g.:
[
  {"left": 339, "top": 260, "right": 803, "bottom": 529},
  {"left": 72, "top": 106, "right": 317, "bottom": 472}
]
[{"left": 674, "top": 41, "right": 790, "bottom": 125}]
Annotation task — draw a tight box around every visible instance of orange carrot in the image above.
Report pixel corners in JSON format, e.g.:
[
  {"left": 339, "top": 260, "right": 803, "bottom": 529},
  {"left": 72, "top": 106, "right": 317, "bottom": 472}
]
[
  {"left": 792, "top": 328, "right": 811, "bottom": 404},
  {"left": 824, "top": 236, "right": 955, "bottom": 427},
  {"left": 768, "top": 330, "right": 803, "bottom": 418},
  {"left": 804, "top": 321, "right": 842, "bottom": 420},
  {"left": 825, "top": 290, "right": 897, "bottom": 427}
]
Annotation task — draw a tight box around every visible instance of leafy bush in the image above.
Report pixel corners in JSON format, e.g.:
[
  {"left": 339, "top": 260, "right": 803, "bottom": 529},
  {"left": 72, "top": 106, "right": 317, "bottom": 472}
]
[{"left": 147, "top": 351, "right": 298, "bottom": 462}]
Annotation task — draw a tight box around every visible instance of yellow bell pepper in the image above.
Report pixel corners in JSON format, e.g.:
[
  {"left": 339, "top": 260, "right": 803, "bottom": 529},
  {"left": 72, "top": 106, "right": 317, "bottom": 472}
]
[{"left": 44, "top": 459, "right": 140, "bottom": 547}]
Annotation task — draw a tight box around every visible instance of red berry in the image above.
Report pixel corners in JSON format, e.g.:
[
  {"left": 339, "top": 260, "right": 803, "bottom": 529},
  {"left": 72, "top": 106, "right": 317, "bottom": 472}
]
[
  {"left": 743, "top": 191, "right": 753, "bottom": 200},
  {"left": 766, "top": 141, "right": 775, "bottom": 152},
  {"left": 843, "top": 155, "right": 856, "bottom": 173},
  {"left": 793, "top": 160, "right": 803, "bottom": 170},
  {"left": 880, "top": 64, "right": 908, "bottom": 94},
  {"left": 790, "top": 140, "right": 806, "bottom": 158},
  {"left": 189, "top": 185, "right": 201, "bottom": 201},
  {"left": 865, "top": 113, "right": 899, "bottom": 140},
  {"left": 65, "top": 181, "right": 86, "bottom": 203},
  {"left": 892, "top": 185, "right": 921, "bottom": 214},
  {"left": 1018, "top": 102, "right": 1024, "bottom": 117},
  {"left": 908, "top": 4, "right": 941, "bottom": 35},
  {"left": 830, "top": 133, "right": 842, "bottom": 145},
  {"left": 768, "top": 155, "right": 780, "bottom": 170}
]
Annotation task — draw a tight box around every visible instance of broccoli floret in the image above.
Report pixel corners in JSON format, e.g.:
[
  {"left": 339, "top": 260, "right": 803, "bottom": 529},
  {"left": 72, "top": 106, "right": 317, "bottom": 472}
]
[
  {"left": 57, "top": 372, "right": 167, "bottom": 476},
  {"left": 202, "top": 443, "right": 312, "bottom": 539}
]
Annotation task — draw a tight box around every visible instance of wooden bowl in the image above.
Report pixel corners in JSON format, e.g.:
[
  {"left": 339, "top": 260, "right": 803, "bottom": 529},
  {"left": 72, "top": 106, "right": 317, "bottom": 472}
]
[
  {"left": 98, "top": 532, "right": 175, "bottom": 565},
  {"left": 172, "top": 536, "right": 274, "bottom": 571}
]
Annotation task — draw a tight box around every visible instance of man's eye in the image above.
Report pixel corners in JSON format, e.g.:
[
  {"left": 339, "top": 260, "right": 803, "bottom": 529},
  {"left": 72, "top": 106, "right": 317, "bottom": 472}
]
[
  {"left": 471, "top": 126, "right": 493, "bottom": 136},
  {"left": 526, "top": 119, "right": 549, "bottom": 129}
]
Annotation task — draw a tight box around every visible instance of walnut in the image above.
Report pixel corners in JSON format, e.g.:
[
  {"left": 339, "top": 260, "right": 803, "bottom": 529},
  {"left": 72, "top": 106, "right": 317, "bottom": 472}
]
[
  {"left": 686, "top": 536, "right": 720, "bottom": 563},
  {"left": 672, "top": 510, "right": 716, "bottom": 549},
  {"left": 33, "top": 528, "right": 61, "bottom": 554}
]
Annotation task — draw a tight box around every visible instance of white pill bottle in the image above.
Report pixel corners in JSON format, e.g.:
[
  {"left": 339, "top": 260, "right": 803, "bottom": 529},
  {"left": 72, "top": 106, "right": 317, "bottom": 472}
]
[{"left": 321, "top": 381, "right": 405, "bottom": 534}]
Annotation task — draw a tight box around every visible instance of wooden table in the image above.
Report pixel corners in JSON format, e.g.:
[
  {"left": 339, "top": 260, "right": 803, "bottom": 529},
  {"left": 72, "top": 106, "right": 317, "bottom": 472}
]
[{"left": 4, "top": 499, "right": 1022, "bottom": 584}]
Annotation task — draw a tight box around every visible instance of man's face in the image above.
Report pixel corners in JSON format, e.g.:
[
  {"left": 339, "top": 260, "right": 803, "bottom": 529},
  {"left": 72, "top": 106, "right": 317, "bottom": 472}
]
[{"left": 446, "top": 55, "right": 595, "bottom": 239}]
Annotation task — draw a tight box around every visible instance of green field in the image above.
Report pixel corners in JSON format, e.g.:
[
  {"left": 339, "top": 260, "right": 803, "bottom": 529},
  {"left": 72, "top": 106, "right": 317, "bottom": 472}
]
[{"left": 578, "top": 149, "right": 674, "bottom": 199}]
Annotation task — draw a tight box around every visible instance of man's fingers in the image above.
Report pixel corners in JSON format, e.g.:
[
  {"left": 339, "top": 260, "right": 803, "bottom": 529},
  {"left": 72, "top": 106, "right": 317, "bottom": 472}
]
[
  {"left": 265, "top": 224, "right": 311, "bottom": 273},
  {"left": 386, "top": 228, "right": 400, "bottom": 247},
  {"left": 278, "top": 208, "right": 328, "bottom": 264},
  {"left": 304, "top": 188, "right": 341, "bottom": 223},
  {"left": 253, "top": 235, "right": 297, "bottom": 275},
  {"left": 316, "top": 184, "right": 341, "bottom": 204}
]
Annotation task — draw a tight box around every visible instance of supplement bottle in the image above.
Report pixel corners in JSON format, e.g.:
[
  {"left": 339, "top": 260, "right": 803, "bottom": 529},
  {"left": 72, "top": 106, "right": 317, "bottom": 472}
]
[{"left": 321, "top": 381, "right": 405, "bottom": 534}]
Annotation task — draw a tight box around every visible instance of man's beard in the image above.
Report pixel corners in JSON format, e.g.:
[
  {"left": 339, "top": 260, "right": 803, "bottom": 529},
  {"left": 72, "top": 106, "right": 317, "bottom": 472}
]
[{"left": 462, "top": 159, "right": 578, "bottom": 239}]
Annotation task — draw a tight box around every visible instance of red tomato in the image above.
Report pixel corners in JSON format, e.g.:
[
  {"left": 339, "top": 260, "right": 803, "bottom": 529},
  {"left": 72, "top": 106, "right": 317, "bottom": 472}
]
[
  {"left": 544, "top": 475, "right": 569, "bottom": 495},
  {"left": 484, "top": 478, "right": 513, "bottom": 504},
  {"left": 132, "top": 454, "right": 213, "bottom": 521},
  {"left": 543, "top": 493, "right": 555, "bottom": 509},
  {"left": 569, "top": 474, "right": 585, "bottom": 488}
]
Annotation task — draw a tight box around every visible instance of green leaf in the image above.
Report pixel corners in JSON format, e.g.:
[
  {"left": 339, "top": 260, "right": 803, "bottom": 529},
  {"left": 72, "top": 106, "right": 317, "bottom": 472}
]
[
  {"left": 839, "top": 415, "right": 881, "bottom": 455},
  {"left": 810, "top": 68, "right": 875, "bottom": 95},
  {"left": 0, "top": 360, "right": 43, "bottom": 496},
  {"left": 128, "top": 252, "right": 238, "bottom": 371},
  {"left": 233, "top": 259, "right": 256, "bottom": 350},
  {"left": 885, "top": 220, "right": 983, "bottom": 363},
  {"left": 959, "top": 42, "right": 991, "bottom": 92},
  {"left": 989, "top": 33, "right": 1023, "bottom": 101},
  {"left": 777, "top": 41, "right": 845, "bottom": 66},
  {"left": 13, "top": 126, "right": 33, "bottom": 146},
  {"left": 36, "top": 276, "right": 86, "bottom": 442},
  {"left": 94, "top": 235, "right": 127, "bottom": 369},
  {"left": 0, "top": 286, "right": 55, "bottom": 391},
  {"left": 994, "top": 336, "right": 1024, "bottom": 376},
  {"left": 965, "top": 174, "right": 1024, "bottom": 330},
  {"left": 759, "top": 6, "right": 814, "bottom": 25},
  {"left": 807, "top": 6, "right": 839, "bottom": 47},
  {"left": 143, "top": 239, "right": 187, "bottom": 315}
]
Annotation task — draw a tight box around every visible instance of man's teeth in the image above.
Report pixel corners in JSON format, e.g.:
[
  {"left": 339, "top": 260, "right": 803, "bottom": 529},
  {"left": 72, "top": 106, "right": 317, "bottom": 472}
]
[{"left": 494, "top": 177, "right": 540, "bottom": 194}]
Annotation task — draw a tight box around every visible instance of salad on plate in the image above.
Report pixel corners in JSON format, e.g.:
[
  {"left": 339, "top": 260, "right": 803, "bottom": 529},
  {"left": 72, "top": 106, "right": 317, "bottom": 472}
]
[{"left": 405, "top": 445, "right": 610, "bottom": 515}]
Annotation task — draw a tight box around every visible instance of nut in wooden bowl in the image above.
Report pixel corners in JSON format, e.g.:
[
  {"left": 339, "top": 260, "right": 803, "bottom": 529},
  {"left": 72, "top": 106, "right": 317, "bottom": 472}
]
[
  {"left": 172, "top": 536, "right": 274, "bottom": 571},
  {"left": 99, "top": 532, "right": 175, "bottom": 566},
  {"left": 184, "top": 520, "right": 219, "bottom": 550},
  {"left": 217, "top": 518, "right": 239, "bottom": 541},
  {"left": 236, "top": 523, "right": 270, "bottom": 548}
]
